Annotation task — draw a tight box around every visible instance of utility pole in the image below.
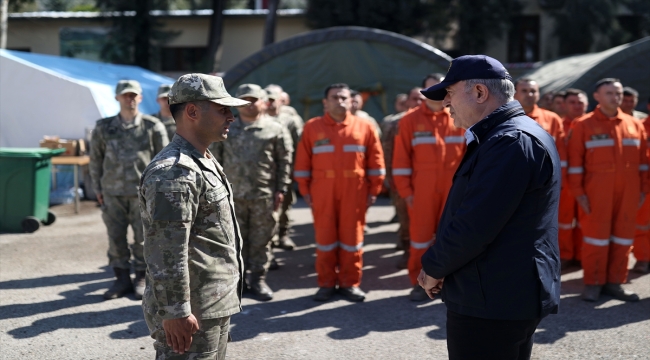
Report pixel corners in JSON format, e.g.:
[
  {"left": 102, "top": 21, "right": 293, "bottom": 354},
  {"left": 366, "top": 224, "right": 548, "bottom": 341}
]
[
  {"left": 1, "top": 0, "right": 9, "bottom": 49},
  {"left": 263, "top": 0, "right": 279, "bottom": 46}
]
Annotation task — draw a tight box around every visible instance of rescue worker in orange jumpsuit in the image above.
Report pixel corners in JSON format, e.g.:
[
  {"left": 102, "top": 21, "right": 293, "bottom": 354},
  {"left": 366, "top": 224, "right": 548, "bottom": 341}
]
[
  {"left": 557, "top": 88, "right": 589, "bottom": 268},
  {"left": 294, "top": 83, "right": 385, "bottom": 302},
  {"left": 392, "top": 74, "right": 465, "bottom": 301},
  {"left": 514, "top": 79, "right": 569, "bottom": 265},
  {"left": 633, "top": 98, "right": 650, "bottom": 274},
  {"left": 567, "top": 78, "right": 648, "bottom": 302}
]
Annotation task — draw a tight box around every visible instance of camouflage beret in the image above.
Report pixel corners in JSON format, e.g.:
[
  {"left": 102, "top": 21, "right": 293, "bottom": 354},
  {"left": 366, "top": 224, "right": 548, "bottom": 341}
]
[
  {"left": 115, "top": 80, "right": 142, "bottom": 95},
  {"left": 168, "top": 74, "right": 250, "bottom": 107}
]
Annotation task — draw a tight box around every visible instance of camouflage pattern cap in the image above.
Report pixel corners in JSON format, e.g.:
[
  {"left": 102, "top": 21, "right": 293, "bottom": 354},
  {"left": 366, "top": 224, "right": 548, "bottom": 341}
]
[
  {"left": 236, "top": 84, "right": 267, "bottom": 101},
  {"left": 168, "top": 73, "right": 250, "bottom": 107},
  {"left": 115, "top": 80, "right": 142, "bottom": 95},
  {"left": 265, "top": 86, "right": 281, "bottom": 101},
  {"left": 157, "top": 84, "right": 173, "bottom": 98}
]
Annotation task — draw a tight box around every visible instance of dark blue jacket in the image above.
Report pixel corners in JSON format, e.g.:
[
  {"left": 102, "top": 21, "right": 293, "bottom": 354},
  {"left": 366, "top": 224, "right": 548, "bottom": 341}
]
[{"left": 421, "top": 101, "right": 561, "bottom": 320}]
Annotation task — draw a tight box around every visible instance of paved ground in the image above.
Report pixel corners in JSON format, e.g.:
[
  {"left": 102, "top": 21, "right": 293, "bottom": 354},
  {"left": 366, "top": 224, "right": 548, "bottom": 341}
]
[{"left": 1, "top": 197, "right": 649, "bottom": 359}]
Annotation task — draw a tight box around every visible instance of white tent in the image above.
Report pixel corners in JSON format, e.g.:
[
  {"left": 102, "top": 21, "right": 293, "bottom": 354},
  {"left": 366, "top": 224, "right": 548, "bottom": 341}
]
[{"left": 0, "top": 50, "right": 174, "bottom": 148}]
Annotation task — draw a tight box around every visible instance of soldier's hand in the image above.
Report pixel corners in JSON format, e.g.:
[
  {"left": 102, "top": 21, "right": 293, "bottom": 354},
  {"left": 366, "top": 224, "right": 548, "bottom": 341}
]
[
  {"left": 96, "top": 193, "right": 104, "bottom": 206},
  {"left": 639, "top": 193, "right": 646, "bottom": 209},
  {"left": 576, "top": 195, "right": 590, "bottom": 214},
  {"left": 162, "top": 314, "right": 200, "bottom": 354},
  {"left": 405, "top": 195, "right": 414, "bottom": 208},
  {"left": 274, "top": 192, "right": 284, "bottom": 211},
  {"left": 304, "top": 194, "right": 312, "bottom": 207}
]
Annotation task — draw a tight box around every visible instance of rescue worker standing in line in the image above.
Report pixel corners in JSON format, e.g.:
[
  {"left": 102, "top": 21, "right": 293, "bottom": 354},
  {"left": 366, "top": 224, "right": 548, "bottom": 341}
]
[
  {"left": 294, "top": 83, "right": 385, "bottom": 302},
  {"left": 152, "top": 84, "right": 176, "bottom": 141},
  {"left": 558, "top": 88, "right": 589, "bottom": 268},
  {"left": 621, "top": 87, "right": 648, "bottom": 120},
  {"left": 551, "top": 90, "right": 567, "bottom": 117},
  {"left": 567, "top": 78, "right": 647, "bottom": 302},
  {"left": 265, "top": 85, "right": 304, "bottom": 251},
  {"left": 89, "top": 80, "right": 168, "bottom": 301},
  {"left": 633, "top": 97, "right": 650, "bottom": 274},
  {"left": 393, "top": 74, "right": 465, "bottom": 301},
  {"left": 210, "top": 84, "right": 292, "bottom": 301},
  {"left": 380, "top": 87, "right": 424, "bottom": 268}
]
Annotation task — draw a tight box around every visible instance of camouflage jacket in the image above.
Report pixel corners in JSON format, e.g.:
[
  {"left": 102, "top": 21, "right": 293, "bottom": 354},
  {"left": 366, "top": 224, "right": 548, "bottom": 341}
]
[
  {"left": 274, "top": 106, "right": 304, "bottom": 151},
  {"left": 210, "top": 115, "right": 293, "bottom": 199},
  {"left": 139, "top": 134, "right": 244, "bottom": 320},
  {"left": 153, "top": 111, "right": 177, "bottom": 141},
  {"left": 89, "top": 113, "right": 168, "bottom": 196},
  {"left": 380, "top": 111, "right": 406, "bottom": 188}
]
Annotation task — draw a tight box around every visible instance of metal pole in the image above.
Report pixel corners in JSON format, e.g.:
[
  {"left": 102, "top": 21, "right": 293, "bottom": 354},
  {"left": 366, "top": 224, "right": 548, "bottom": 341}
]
[
  {"left": 0, "top": 0, "right": 8, "bottom": 49},
  {"left": 74, "top": 164, "right": 79, "bottom": 214}
]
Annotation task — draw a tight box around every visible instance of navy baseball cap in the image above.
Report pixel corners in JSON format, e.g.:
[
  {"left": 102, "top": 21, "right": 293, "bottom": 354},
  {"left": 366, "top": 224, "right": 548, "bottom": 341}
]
[{"left": 421, "top": 55, "right": 512, "bottom": 100}]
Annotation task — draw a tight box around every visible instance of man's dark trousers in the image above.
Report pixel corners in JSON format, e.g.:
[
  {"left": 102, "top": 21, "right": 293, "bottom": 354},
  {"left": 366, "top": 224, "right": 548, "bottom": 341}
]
[{"left": 446, "top": 310, "right": 541, "bottom": 360}]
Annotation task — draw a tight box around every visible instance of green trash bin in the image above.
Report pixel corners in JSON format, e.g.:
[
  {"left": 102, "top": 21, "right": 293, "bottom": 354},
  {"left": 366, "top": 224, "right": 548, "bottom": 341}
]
[{"left": 0, "top": 147, "right": 66, "bottom": 233}]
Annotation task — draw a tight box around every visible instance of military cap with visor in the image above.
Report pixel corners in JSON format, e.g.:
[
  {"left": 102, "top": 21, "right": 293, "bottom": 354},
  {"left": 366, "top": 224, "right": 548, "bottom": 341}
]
[
  {"left": 421, "top": 55, "right": 513, "bottom": 101},
  {"left": 115, "top": 80, "right": 142, "bottom": 95},
  {"left": 236, "top": 83, "right": 267, "bottom": 101},
  {"left": 168, "top": 73, "right": 250, "bottom": 107},
  {"left": 156, "top": 84, "right": 173, "bottom": 98},
  {"left": 265, "top": 86, "right": 282, "bottom": 101}
]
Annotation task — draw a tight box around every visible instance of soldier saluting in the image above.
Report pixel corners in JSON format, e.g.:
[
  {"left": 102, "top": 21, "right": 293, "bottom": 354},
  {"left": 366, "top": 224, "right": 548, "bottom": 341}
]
[{"left": 139, "top": 74, "right": 248, "bottom": 358}]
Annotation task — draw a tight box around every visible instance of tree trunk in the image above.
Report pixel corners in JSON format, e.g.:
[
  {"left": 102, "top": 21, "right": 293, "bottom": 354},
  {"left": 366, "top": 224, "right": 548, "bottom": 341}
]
[
  {"left": 263, "top": 0, "right": 279, "bottom": 46},
  {"left": 0, "top": 0, "right": 9, "bottom": 49},
  {"left": 206, "top": 0, "right": 225, "bottom": 73}
]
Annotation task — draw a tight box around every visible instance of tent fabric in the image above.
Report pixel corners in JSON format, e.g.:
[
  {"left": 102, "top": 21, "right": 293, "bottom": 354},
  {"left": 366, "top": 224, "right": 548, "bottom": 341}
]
[
  {"left": 522, "top": 37, "right": 650, "bottom": 111},
  {"left": 223, "top": 26, "right": 453, "bottom": 121},
  {"left": 0, "top": 50, "right": 174, "bottom": 148}
]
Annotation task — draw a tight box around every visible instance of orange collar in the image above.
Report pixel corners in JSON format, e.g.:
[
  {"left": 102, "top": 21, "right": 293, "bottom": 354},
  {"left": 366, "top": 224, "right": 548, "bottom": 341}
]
[
  {"left": 324, "top": 111, "right": 353, "bottom": 126},
  {"left": 420, "top": 102, "right": 449, "bottom": 117},
  {"left": 593, "top": 105, "right": 622, "bottom": 122}
]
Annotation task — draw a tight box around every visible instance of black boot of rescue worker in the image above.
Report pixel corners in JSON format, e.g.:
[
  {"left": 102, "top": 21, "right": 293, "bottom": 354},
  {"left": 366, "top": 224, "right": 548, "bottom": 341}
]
[
  {"left": 104, "top": 267, "right": 133, "bottom": 300},
  {"left": 133, "top": 270, "right": 146, "bottom": 300},
  {"left": 249, "top": 271, "right": 273, "bottom": 301}
]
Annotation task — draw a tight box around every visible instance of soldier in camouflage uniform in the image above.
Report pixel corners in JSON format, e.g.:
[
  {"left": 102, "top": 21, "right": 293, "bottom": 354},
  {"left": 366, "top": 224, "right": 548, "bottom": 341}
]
[
  {"left": 153, "top": 84, "right": 176, "bottom": 141},
  {"left": 139, "top": 73, "right": 249, "bottom": 359},
  {"left": 89, "top": 80, "right": 168, "bottom": 301},
  {"left": 380, "top": 87, "right": 424, "bottom": 269},
  {"left": 265, "top": 86, "right": 303, "bottom": 251},
  {"left": 350, "top": 90, "right": 382, "bottom": 137},
  {"left": 210, "top": 84, "right": 292, "bottom": 301}
]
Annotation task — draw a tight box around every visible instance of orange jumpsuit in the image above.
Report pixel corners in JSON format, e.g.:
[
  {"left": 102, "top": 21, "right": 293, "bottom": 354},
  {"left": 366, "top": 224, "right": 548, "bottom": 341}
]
[
  {"left": 633, "top": 115, "right": 650, "bottom": 263},
  {"left": 558, "top": 115, "right": 583, "bottom": 262},
  {"left": 567, "top": 106, "right": 649, "bottom": 285},
  {"left": 294, "top": 112, "right": 385, "bottom": 288},
  {"left": 392, "top": 103, "right": 465, "bottom": 285}
]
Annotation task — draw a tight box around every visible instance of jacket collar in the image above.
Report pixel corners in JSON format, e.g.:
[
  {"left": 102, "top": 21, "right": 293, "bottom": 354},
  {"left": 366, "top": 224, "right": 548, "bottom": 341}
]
[
  {"left": 467, "top": 101, "right": 525, "bottom": 145},
  {"left": 593, "top": 105, "right": 622, "bottom": 121},
  {"left": 112, "top": 112, "right": 142, "bottom": 129},
  {"left": 324, "top": 111, "right": 353, "bottom": 126}
]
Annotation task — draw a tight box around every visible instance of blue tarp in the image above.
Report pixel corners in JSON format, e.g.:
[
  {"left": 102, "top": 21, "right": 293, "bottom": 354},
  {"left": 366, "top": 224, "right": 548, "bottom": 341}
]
[{"left": 1, "top": 50, "right": 175, "bottom": 117}]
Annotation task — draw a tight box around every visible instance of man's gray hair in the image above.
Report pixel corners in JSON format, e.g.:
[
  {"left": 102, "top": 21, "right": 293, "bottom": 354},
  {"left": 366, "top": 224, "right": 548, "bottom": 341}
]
[{"left": 464, "top": 79, "right": 515, "bottom": 103}]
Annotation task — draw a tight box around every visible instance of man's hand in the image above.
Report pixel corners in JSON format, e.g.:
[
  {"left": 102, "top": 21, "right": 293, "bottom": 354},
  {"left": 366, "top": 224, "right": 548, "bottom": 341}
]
[
  {"left": 367, "top": 195, "right": 377, "bottom": 207},
  {"left": 162, "top": 314, "right": 200, "bottom": 354},
  {"left": 96, "top": 193, "right": 104, "bottom": 206},
  {"left": 274, "top": 192, "right": 285, "bottom": 211},
  {"left": 303, "top": 194, "right": 312, "bottom": 208},
  {"left": 639, "top": 193, "right": 647, "bottom": 209},
  {"left": 417, "top": 269, "right": 444, "bottom": 299},
  {"left": 576, "top": 195, "right": 590, "bottom": 214},
  {"left": 405, "top": 195, "right": 414, "bottom": 208}
]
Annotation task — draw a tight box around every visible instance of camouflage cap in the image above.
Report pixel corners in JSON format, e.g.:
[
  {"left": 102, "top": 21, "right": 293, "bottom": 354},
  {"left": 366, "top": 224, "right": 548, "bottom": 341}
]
[
  {"left": 168, "top": 73, "right": 250, "bottom": 107},
  {"left": 265, "top": 86, "right": 282, "bottom": 101},
  {"left": 236, "top": 84, "right": 267, "bottom": 101},
  {"left": 157, "top": 84, "right": 173, "bottom": 98},
  {"left": 115, "top": 80, "right": 142, "bottom": 95}
]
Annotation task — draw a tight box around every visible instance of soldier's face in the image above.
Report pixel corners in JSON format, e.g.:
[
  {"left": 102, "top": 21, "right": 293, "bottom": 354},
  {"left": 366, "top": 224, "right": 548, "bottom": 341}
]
[
  {"left": 156, "top": 96, "right": 170, "bottom": 113},
  {"left": 323, "top": 88, "right": 351, "bottom": 117},
  {"left": 514, "top": 81, "right": 539, "bottom": 108},
  {"left": 116, "top": 92, "right": 142, "bottom": 111},
  {"left": 202, "top": 102, "right": 234, "bottom": 142},
  {"left": 238, "top": 97, "right": 266, "bottom": 118},
  {"left": 406, "top": 89, "right": 424, "bottom": 109},
  {"left": 621, "top": 95, "right": 638, "bottom": 114},
  {"left": 351, "top": 95, "right": 363, "bottom": 112}
]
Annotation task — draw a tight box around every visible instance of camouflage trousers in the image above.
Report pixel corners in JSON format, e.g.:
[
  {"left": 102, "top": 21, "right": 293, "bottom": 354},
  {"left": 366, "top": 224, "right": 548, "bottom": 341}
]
[
  {"left": 278, "top": 188, "right": 296, "bottom": 236},
  {"left": 144, "top": 310, "right": 230, "bottom": 360},
  {"left": 101, "top": 194, "right": 145, "bottom": 271},
  {"left": 390, "top": 190, "right": 411, "bottom": 243},
  {"left": 234, "top": 197, "right": 278, "bottom": 274}
]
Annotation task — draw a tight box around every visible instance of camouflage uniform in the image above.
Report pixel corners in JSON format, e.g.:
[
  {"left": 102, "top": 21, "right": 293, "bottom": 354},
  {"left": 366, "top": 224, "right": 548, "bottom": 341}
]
[
  {"left": 381, "top": 112, "right": 411, "bottom": 248},
  {"left": 356, "top": 109, "right": 382, "bottom": 137},
  {"left": 140, "top": 134, "right": 244, "bottom": 358},
  {"left": 89, "top": 112, "right": 168, "bottom": 271},
  {"left": 153, "top": 112, "right": 176, "bottom": 141},
  {"left": 210, "top": 115, "right": 293, "bottom": 273}
]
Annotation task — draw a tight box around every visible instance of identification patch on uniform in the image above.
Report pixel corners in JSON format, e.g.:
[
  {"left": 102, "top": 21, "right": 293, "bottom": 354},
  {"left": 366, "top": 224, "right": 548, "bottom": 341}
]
[
  {"left": 315, "top": 138, "right": 330, "bottom": 146},
  {"left": 414, "top": 131, "right": 433, "bottom": 137},
  {"left": 591, "top": 134, "right": 610, "bottom": 140},
  {"left": 152, "top": 181, "right": 191, "bottom": 222}
]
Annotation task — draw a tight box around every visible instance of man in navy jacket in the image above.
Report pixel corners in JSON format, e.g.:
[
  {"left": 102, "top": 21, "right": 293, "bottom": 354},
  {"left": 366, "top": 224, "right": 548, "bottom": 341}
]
[{"left": 418, "top": 55, "right": 561, "bottom": 360}]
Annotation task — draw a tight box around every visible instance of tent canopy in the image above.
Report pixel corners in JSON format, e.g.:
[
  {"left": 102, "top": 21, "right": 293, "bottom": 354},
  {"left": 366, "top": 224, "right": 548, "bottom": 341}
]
[
  {"left": 0, "top": 50, "right": 174, "bottom": 147},
  {"left": 223, "top": 26, "right": 453, "bottom": 121},
  {"left": 522, "top": 37, "right": 650, "bottom": 112}
]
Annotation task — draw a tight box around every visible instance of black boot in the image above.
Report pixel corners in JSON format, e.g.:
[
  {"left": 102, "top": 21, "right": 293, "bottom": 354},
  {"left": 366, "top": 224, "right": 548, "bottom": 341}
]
[
  {"left": 133, "top": 270, "right": 146, "bottom": 300},
  {"left": 249, "top": 271, "right": 273, "bottom": 301},
  {"left": 103, "top": 268, "right": 133, "bottom": 300}
]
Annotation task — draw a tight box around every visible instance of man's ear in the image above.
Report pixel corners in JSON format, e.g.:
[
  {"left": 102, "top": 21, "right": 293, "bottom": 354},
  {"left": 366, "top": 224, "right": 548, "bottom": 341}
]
[
  {"left": 476, "top": 84, "right": 489, "bottom": 104},
  {"left": 185, "top": 103, "right": 200, "bottom": 121}
]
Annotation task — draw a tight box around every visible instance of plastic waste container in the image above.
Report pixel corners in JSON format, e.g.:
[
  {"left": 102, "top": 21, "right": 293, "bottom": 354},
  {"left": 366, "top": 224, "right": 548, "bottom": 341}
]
[{"left": 0, "top": 148, "right": 65, "bottom": 233}]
